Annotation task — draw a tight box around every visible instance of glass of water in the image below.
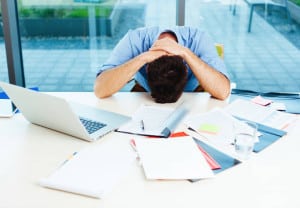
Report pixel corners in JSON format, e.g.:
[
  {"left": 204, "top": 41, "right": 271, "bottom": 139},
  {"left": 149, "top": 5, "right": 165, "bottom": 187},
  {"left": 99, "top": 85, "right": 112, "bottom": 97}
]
[{"left": 234, "top": 120, "right": 257, "bottom": 160}]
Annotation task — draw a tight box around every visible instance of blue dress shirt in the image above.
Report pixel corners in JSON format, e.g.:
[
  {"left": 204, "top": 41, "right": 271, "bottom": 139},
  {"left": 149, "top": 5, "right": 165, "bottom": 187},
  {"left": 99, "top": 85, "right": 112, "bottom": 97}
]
[{"left": 97, "top": 26, "right": 228, "bottom": 92}]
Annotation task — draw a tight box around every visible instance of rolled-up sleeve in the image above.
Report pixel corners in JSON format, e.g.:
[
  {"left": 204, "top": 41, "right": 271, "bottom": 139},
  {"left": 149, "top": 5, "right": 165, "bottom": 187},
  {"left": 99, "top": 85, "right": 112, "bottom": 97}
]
[
  {"left": 96, "top": 30, "right": 136, "bottom": 77},
  {"left": 195, "top": 31, "right": 229, "bottom": 78}
]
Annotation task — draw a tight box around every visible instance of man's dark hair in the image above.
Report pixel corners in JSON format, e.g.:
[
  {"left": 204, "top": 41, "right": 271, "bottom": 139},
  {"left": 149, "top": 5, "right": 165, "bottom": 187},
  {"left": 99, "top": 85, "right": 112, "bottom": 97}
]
[{"left": 147, "top": 55, "right": 188, "bottom": 103}]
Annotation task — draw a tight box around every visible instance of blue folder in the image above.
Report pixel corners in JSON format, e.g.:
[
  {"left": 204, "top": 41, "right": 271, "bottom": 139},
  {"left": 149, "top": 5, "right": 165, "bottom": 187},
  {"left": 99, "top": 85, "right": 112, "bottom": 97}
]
[
  {"left": 188, "top": 120, "right": 286, "bottom": 182},
  {"left": 0, "top": 87, "right": 39, "bottom": 114},
  {"left": 189, "top": 138, "right": 241, "bottom": 182},
  {"left": 0, "top": 91, "right": 10, "bottom": 99},
  {"left": 253, "top": 122, "right": 286, "bottom": 152},
  {"left": 193, "top": 139, "right": 241, "bottom": 174},
  {"left": 1, "top": 86, "right": 39, "bottom": 99}
]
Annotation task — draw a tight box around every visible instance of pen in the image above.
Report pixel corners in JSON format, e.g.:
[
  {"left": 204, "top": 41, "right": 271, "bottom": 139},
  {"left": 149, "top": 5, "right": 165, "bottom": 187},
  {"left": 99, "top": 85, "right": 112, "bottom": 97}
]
[
  {"left": 59, "top": 152, "right": 77, "bottom": 168},
  {"left": 140, "top": 120, "right": 145, "bottom": 131}
]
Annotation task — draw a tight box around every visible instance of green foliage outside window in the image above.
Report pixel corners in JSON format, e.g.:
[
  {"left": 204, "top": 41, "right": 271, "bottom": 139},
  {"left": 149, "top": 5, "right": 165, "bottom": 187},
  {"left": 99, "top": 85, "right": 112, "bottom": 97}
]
[
  {"left": 290, "top": 0, "right": 300, "bottom": 6},
  {"left": 15, "top": 0, "right": 116, "bottom": 18},
  {"left": 18, "top": 7, "right": 113, "bottom": 18}
]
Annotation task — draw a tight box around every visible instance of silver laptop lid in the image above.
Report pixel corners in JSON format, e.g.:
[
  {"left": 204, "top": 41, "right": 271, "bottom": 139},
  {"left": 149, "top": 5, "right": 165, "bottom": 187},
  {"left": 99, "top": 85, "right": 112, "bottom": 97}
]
[{"left": 0, "top": 81, "right": 130, "bottom": 141}]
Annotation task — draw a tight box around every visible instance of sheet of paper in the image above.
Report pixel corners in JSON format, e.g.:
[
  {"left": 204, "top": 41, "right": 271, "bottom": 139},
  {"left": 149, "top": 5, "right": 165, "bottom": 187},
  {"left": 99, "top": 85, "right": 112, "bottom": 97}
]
[
  {"left": 251, "top": 95, "right": 272, "bottom": 106},
  {"left": 225, "top": 99, "right": 296, "bottom": 130},
  {"left": 39, "top": 138, "right": 136, "bottom": 198},
  {"left": 134, "top": 136, "right": 214, "bottom": 180},
  {"left": 184, "top": 108, "right": 261, "bottom": 160},
  {"left": 117, "top": 105, "right": 174, "bottom": 136},
  {"left": 184, "top": 108, "right": 237, "bottom": 145}
]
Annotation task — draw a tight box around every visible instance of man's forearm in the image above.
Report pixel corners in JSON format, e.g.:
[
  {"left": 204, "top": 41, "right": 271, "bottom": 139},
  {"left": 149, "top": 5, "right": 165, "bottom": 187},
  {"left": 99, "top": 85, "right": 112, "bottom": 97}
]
[
  {"left": 182, "top": 48, "right": 231, "bottom": 100},
  {"left": 94, "top": 55, "right": 147, "bottom": 98},
  {"left": 94, "top": 50, "right": 168, "bottom": 98}
]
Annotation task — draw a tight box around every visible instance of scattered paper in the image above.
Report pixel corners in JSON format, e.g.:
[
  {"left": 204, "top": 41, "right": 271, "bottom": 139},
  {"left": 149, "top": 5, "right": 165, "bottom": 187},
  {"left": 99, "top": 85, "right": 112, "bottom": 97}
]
[
  {"left": 118, "top": 104, "right": 173, "bottom": 136},
  {"left": 185, "top": 108, "right": 236, "bottom": 145},
  {"left": 134, "top": 136, "right": 214, "bottom": 180},
  {"left": 225, "top": 99, "right": 296, "bottom": 130},
  {"left": 270, "top": 102, "right": 286, "bottom": 111},
  {"left": 117, "top": 103, "right": 188, "bottom": 137},
  {"left": 251, "top": 95, "right": 272, "bottom": 106},
  {"left": 39, "top": 138, "right": 136, "bottom": 198}
]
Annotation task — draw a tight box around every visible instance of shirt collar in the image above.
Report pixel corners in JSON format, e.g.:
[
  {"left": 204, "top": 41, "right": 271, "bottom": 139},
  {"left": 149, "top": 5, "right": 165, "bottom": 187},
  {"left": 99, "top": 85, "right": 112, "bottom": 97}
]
[{"left": 155, "top": 27, "right": 184, "bottom": 45}]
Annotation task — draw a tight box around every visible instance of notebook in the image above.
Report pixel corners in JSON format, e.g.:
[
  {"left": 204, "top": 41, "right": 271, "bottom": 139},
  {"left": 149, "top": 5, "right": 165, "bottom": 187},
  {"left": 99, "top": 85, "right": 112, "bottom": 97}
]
[
  {"left": 0, "top": 81, "right": 130, "bottom": 141},
  {"left": 117, "top": 102, "right": 189, "bottom": 138}
]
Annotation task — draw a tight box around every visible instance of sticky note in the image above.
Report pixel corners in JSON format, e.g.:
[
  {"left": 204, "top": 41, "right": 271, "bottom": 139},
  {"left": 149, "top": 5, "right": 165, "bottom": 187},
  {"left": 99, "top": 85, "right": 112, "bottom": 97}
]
[{"left": 199, "top": 123, "right": 220, "bottom": 134}]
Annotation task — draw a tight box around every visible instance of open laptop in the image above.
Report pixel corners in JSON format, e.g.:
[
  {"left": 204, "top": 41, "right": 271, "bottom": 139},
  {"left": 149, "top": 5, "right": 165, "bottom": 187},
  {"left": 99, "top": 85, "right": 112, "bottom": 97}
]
[{"left": 0, "top": 81, "right": 131, "bottom": 141}]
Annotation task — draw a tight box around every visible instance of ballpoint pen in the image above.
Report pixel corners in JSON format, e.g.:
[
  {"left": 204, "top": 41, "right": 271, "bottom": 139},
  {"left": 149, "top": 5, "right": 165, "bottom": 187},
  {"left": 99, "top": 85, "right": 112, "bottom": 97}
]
[{"left": 140, "top": 120, "right": 145, "bottom": 131}]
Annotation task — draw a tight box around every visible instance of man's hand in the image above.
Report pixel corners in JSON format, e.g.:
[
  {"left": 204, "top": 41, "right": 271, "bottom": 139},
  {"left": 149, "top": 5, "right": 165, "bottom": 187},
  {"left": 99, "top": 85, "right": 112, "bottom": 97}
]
[
  {"left": 142, "top": 50, "right": 168, "bottom": 63},
  {"left": 149, "top": 38, "right": 185, "bottom": 57}
]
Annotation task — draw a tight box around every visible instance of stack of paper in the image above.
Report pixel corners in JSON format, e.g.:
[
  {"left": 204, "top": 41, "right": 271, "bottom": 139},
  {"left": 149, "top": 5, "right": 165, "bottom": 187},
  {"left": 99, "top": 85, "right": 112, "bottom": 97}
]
[{"left": 134, "top": 136, "right": 214, "bottom": 180}]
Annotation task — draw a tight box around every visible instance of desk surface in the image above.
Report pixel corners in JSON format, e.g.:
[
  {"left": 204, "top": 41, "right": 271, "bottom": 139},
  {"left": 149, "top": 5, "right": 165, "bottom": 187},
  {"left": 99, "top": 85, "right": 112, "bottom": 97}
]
[{"left": 1, "top": 92, "right": 300, "bottom": 208}]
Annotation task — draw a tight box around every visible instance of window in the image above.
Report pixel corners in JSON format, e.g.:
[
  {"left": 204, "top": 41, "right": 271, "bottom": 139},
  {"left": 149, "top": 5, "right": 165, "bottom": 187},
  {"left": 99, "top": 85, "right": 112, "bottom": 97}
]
[
  {"left": 2, "top": 0, "right": 300, "bottom": 93},
  {"left": 15, "top": 0, "right": 176, "bottom": 91},
  {"left": 186, "top": 0, "right": 300, "bottom": 92}
]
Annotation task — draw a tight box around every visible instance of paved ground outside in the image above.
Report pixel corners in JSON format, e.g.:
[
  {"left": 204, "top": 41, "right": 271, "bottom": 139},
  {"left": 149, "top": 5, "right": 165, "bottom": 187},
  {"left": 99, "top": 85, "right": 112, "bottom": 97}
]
[{"left": 0, "top": 0, "right": 300, "bottom": 93}]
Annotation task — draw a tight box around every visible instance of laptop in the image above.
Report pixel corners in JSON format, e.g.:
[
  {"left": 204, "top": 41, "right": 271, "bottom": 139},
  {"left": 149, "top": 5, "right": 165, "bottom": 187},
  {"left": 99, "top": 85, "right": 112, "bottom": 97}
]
[{"left": 0, "top": 81, "right": 131, "bottom": 141}]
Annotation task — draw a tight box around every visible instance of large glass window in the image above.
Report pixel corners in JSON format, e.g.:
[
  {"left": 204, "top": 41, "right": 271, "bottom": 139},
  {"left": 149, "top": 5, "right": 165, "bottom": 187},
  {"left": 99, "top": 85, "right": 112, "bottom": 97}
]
[
  {"left": 186, "top": 0, "right": 300, "bottom": 93},
  {"left": 2, "top": 0, "right": 300, "bottom": 92},
  {"left": 16, "top": 0, "right": 176, "bottom": 91}
]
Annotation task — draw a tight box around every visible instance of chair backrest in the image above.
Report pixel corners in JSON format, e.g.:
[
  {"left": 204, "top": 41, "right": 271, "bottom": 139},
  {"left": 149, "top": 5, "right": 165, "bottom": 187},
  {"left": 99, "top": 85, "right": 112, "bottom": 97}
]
[{"left": 215, "top": 43, "right": 224, "bottom": 59}]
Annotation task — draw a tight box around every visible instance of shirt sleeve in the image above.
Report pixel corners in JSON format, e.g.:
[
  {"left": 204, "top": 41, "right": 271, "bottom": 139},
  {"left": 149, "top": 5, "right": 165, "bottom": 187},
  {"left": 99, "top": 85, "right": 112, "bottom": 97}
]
[
  {"left": 96, "top": 30, "right": 136, "bottom": 76},
  {"left": 194, "top": 31, "right": 229, "bottom": 79}
]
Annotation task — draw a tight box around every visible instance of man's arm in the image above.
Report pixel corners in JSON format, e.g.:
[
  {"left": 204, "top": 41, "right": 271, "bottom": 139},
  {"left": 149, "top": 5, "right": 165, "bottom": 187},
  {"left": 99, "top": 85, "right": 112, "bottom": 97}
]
[
  {"left": 150, "top": 38, "right": 231, "bottom": 100},
  {"left": 94, "top": 50, "right": 167, "bottom": 98},
  {"left": 181, "top": 48, "right": 231, "bottom": 100}
]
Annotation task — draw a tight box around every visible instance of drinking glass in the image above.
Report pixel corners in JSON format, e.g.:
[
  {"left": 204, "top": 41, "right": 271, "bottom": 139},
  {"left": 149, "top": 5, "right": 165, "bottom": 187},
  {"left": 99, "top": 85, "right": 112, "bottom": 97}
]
[{"left": 234, "top": 120, "right": 257, "bottom": 160}]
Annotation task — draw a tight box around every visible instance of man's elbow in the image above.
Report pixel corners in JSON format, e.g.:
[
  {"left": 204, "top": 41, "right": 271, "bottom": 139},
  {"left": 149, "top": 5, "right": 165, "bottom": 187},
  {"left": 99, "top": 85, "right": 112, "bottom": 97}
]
[
  {"left": 93, "top": 83, "right": 111, "bottom": 99},
  {"left": 219, "top": 84, "right": 231, "bottom": 100},
  {"left": 218, "top": 90, "right": 230, "bottom": 100},
  {"left": 213, "top": 81, "right": 231, "bottom": 100}
]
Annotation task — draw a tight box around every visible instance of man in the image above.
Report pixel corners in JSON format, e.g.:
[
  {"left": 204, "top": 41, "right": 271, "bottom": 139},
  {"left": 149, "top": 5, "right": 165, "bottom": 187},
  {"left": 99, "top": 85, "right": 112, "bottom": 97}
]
[{"left": 94, "top": 26, "right": 231, "bottom": 101}]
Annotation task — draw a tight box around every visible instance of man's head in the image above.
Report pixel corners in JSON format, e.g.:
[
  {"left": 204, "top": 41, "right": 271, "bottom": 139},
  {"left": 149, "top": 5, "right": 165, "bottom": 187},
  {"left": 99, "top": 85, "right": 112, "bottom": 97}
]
[{"left": 147, "top": 55, "right": 188, "bottom": 103}]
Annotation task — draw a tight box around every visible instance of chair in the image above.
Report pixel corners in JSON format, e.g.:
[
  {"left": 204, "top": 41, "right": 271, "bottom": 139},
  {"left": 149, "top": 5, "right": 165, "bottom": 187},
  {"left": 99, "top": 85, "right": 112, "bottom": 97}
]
[
  {"left": 215, "top": 43, "right": 224, "bottom": 59},
  {"left": 231, "top": 0, "right": 291, "bottom": 32}
]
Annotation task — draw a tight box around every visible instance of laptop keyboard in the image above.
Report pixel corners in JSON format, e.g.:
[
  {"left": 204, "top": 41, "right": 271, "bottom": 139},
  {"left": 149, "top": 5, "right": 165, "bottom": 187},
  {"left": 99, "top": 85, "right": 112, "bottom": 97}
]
[{"left": 79, "top": 117, "right": 107, "bottom": 134}]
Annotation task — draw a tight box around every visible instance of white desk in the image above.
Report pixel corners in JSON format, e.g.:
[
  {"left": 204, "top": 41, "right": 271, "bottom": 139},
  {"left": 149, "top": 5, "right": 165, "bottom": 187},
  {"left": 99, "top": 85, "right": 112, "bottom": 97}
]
[{"left": 1, "top": 92, "right": 300, "bottom": 208}]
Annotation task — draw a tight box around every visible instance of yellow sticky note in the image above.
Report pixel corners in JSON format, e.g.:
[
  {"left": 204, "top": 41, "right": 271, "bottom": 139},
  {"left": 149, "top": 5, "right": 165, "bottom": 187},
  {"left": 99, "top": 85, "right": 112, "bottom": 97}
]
[{"left": 199, "top": 123, "right": 220, "bottom": 134}]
